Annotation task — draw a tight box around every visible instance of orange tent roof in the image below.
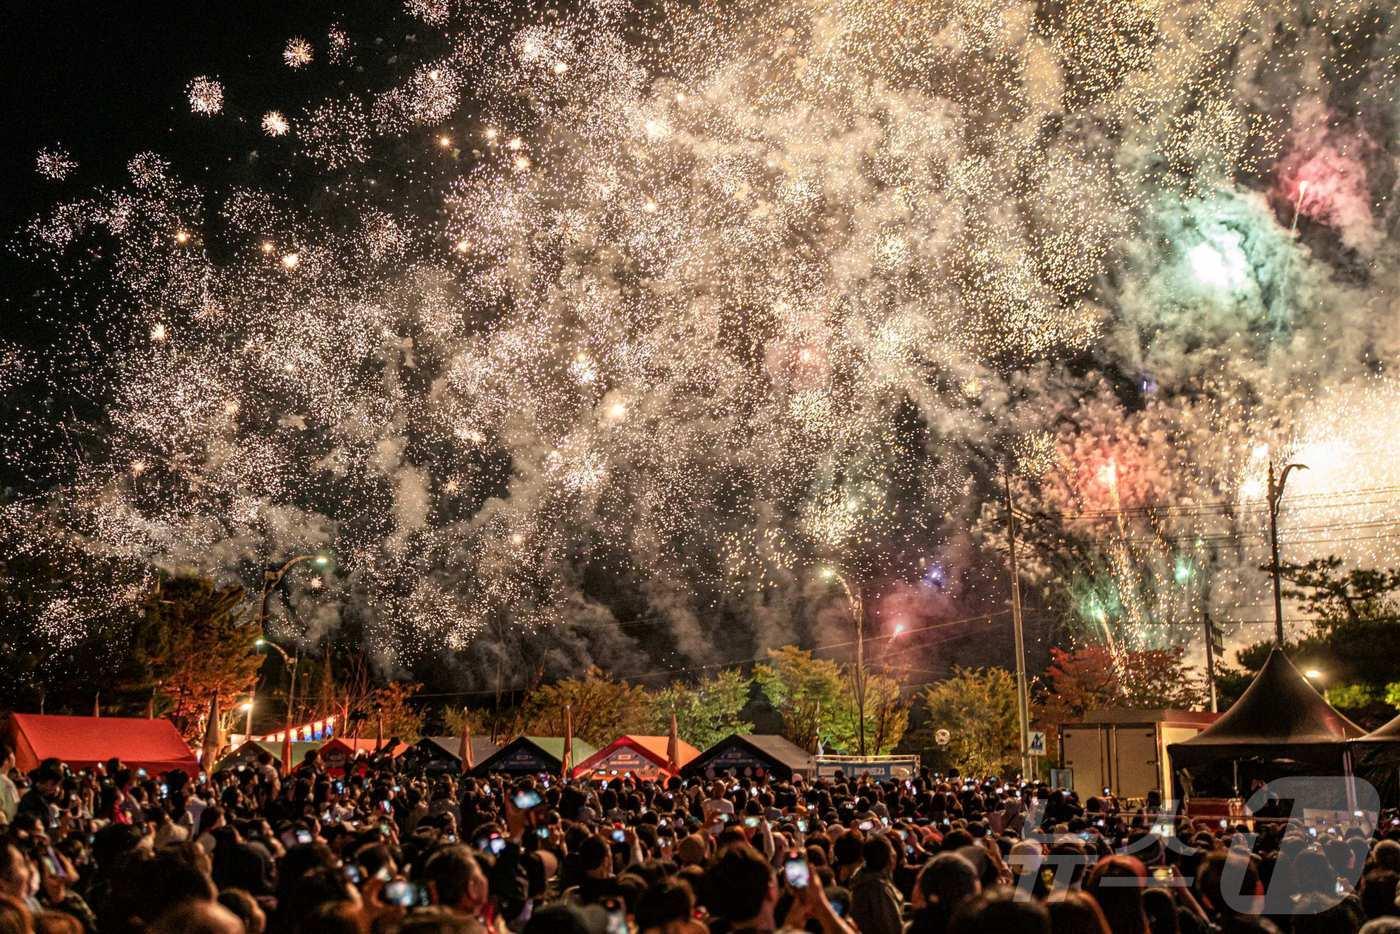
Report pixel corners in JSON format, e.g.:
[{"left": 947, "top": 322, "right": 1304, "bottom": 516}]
[
  {"left": 7, "top": 713, "right": 199, "bottom": 775},
  {"left": 321, "top": 737, "right": 411, "bottom": 757},
  {"left": 573, "top": 734, "right": 700, "bottom": 778}
]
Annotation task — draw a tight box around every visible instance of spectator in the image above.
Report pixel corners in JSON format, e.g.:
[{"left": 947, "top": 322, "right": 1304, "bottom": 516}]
[{"left": 849, "top": 835, "right": 902, "bottom": 934}]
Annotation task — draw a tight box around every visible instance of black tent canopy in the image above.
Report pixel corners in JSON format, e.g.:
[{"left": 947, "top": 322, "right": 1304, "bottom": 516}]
[
  {"left": 682, "top": 734, "right": 814, "bottom": 781},
  {"left": 1168, "top": 647, "right": 1363, "bottom": 783}
]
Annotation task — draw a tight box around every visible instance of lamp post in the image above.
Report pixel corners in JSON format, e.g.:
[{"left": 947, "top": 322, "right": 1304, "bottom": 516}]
[
  {"left": 1266, "top": 459, "right": 1308, "bottom": 646},
  {"left": 822, "top": 566, "right": 867, "bottom": 758},
  {"left": 254, "top": 553, "right": 326, "bottom": 774}
]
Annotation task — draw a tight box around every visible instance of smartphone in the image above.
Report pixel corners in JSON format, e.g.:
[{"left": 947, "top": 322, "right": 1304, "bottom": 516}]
[
  {"left": 379, "top": 800, "right": 393, "bottom": 815},
  {"left": 334, "top": 781, "right": 345, "bottom": 794},
  {"left": 829, "top": 898, "right": 847, "bottom": 918},
  {"left": 611, "top": 828, "right": 626, "bottom": 843},
  {"left": 480, "top": 835, "right": 507, "bottom": 855},
  {"left": 603, "top": 898, "right": 627, "bottom": 934},
  {"left": 343, "top": 864, "right": 363, "bottom": 885},
  {"left": 1219, "top": 819, "right": 1228, "bottom": 829},
  {"left": 137, "top": 768, "right": 148, "bottom": 778},
  {"left": 1102, "top": 787, "right": 1110, "bottom": 796},
  {"left": 1308, "top": 827, "right": 1318, "bottom": 837},
  {"left": 383, "top": 880, "right": 424, "bottom": 908},
  {"left": 1336, "top": 880, "right": 1346, "bottom": 896},
  {"left": 783, "top": 853, "right": 810, "bottom": 889},
  {"left": 535, "top": 827, "right": 550, "bottom": 839},
  {"left": 159, "top": 783, "right": 168, "bottom": 798},
  {"left": 513, "top": 788, "right": 542, "bottom": 810},
  {"left": 1152, "top": 867, "right": 1171, "bottom": 882},
  {"left": 858, "top": 819, "right": 874, "bottom": 832},
  {"left": 295, "top": 829, "right": 313, "bottom": 844},
  {"left": 743, "top": 816, "right": 760, "bottom": 829},
  {"left": 796, "top": 818, "right": 808, "bottom": 833},
  {"left": 1151, "top": 821, "right": 1174, "bottom": 838}
]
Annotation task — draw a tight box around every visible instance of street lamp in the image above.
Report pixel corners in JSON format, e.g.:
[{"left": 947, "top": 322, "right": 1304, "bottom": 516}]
[
  {"left": 821, "top": 565, "right": 868, "bottom": 758},
  {"left": 255, "top": 553, "right": 328, "bottom": 774},
  {"left": 1304, "top": 669, "right": 1323, "bottom": 681},
  {"left": 1266, "top": 459, "right": 1308, "bottom": 646}
]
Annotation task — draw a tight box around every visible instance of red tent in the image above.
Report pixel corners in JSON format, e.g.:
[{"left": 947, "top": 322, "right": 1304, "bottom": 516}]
[
  {"left": 573, "top": 735, "right": 700, "bottom": 780},
  {"left": 7, "top": 713, "right": 198, "bottom": 775},
  {"left": 318, "top": 737, "right": 410, "bottom": 775}
]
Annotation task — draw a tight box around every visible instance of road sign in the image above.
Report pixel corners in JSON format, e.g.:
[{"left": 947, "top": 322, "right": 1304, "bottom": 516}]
[
  {"left": 1027, "top": 731, "right": 1047, "bottom": 756},
  {"left": 934, "top": 728, "right": 951, "bottom": 747}
]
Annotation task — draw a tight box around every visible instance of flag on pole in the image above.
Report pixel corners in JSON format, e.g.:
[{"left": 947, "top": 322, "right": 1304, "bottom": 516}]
[
  {"left": 201, "top": 694, "right": 223, "bottom": 772},
  {"left": 459, "top": 709, "right": 475, "bottom": 773},
  {"left": 667, "top": 709, "right": 680, "bottom": 775},
  {"left": 562, "top": 703, "right": 574, "bottom": 781}
]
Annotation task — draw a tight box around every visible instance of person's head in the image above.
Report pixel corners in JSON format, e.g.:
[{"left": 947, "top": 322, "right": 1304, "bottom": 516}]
[
  {"left": 217, "top": 888, "right": 266, "bottom": 934},
  {"left": 635, "top": 878, "right": 696, "bottom": 932},
  {"left": 578, "top": 835, "right": 614, "bottom": 878},
  {"left": 704, "top": 844, "right": 776, "bottom": 926},
  {"left": 1083, "top": 855, "right": 1148, "bottom": 934},
  {"left": 0, "top": 747, "right": 13, "bottom": 774},
  {"left": 948, "top": 887, "right": 1051, "bottom": 934},
  {"left": 862, "top": 835, "right": 894, "bottom": 875},
  {"left": 1046, "top": 889, "right": 1111, "bottom": 934},
  {"left": 832, "top": 831, "right": 863, "bottom": 869},
  {"left": 1140, "top": 888, "right": 1179, "bottom": 934},
  {"left": 0, "top": 844, "right": 32, "bottom": 901},
  {"left": 1196, "top": 848, "right": 1263, "bottom": 919},
  {"left": 423, "top": 845, "right": 490, "bottom": 912},
  {"left": 915, "top": 852, "right": 980, "bottom": 912}
]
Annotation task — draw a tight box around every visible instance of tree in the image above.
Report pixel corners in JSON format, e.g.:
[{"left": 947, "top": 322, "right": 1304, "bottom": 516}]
[
  {"left": 829, "top": 672, "right": 909, "bottom": 755},
  {"left": 361, "top": 682, "right": 424, "bottom": 742},
  {"left": 520, "top": 668, "right": 650, "bottom": 746},
  {"left": 754, "top": 646, "right": 848, "bottom": 753},
  {"left": 1037, "top": 645, "right": 1206, "bottom": 722},
  {"left": 124, "top": 574, "right": 263, "bottom": 738},
  {"left": 649, "top": 669, "right": 754, "bottom": 749},
  {"left": 1280, "top": 556, "right": 1400, "bottom": 624},
  {"left": 920, "top": 667, "right": 1021, "bottom": 776},
  {"left": 444, "top": 704, "right": 522, "bottom": 745}
]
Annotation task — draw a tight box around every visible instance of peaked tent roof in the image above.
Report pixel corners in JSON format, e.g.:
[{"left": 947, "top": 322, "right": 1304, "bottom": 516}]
[
  {"left": 215, "top": 739, "right": 324, "bottom": 771},
  {"left": 473, "top": 735, "right": 598, "bottom": 775},
  {"left": 572, "top": 734, "right": 700, "bottom": 778},
  {"left": 418, "top": 736, "right": 500, "bottom": 764},
  {"left": 683, "top": 734, "right": 815, "bottom": 779},
  {"left": 8, "top": 713, "right": 199, "bottom": 775},
  {"left": 1169, "top": 647, "right": 1363, "bottom": 769},
  {"left": 1353, "top": 712, "right": 1400, "bottom": 744}
]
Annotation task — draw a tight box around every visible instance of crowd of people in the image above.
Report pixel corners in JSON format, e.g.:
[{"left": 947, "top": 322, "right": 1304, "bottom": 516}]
[{"left": 0, "top": 740, "right": 1398, "bottom": 934}]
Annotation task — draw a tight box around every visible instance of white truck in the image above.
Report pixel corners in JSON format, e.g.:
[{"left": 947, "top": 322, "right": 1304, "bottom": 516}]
[{"left": 1058, "top": 709, "right": 1217, "bottom": 802}]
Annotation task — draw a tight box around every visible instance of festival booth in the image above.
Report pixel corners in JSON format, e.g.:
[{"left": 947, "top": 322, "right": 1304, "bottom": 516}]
[
  {"left": 1349, "top": 713, "right": 1400, "bottom": 806},
  {"left": 215, "top": 739, "right": 325, "bottom": 772},
  {"left": 7, "top": 713, "right": 199, "bottom": 775},
  {"left": 573, "top": 735, "right": 700, "bottom": 780},
  {"left": 683, "top": 734, "right": 815, "bottom": 781},
  {"left": 1168, "top": 647, "right": 1364, "bottom": 809},
  {"left": 318, "top": 737, "right": 411, "bottom": 776},
  {"left": 473, "top": 736, "right": 597, "bottom": 776},
  {"left": 398, "top": 736, "right": 500, "bottom": 774}
]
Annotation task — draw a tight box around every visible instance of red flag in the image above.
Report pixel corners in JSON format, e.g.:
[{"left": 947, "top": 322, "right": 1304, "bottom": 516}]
[
  {"left": 459, "top": 709, "right": 475, "bottom": 773},
  {"left": 562, "top": 703, "right": 574, "bottom": 781}
]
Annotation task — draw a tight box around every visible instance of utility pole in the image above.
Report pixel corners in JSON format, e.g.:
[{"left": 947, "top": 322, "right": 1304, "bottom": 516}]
[
  {"left": 1004, "top": 469, "right": 1032, "bottom": 779},
  {"left": 1266, "top": 458, "right": 1308, "bottom": 646},
  {"left": 1202, "top": 612, "right": 1220, "bottom": 713}
]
